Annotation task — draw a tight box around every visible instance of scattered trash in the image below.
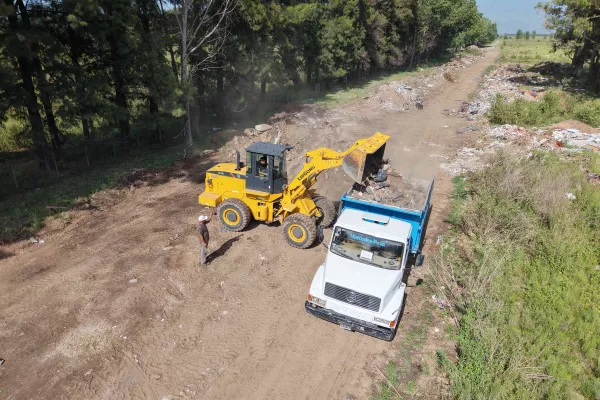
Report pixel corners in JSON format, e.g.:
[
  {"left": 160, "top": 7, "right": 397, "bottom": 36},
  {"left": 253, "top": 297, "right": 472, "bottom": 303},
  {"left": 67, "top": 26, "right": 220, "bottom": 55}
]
[
  {"left": 128, "top": 278, "right": 138, "bottom": 284},
  {"left": 552, "top": 130, "right": 600, "bottom": 151},
  {"left": 0, "top": 358, "right": 4, "bottom": 366},
  {"left": 566, "top": 193, "right": 576, "bottom": 200},
  {"left": 432, "top": 294, "right": 449, "bottom": 310},
  {"left": 374, "top": 169, "right": 388, "bottom": 183},
  {"left": 434, "top": 327, "right": 440, "bottom": 333},
  {"left": 436, "top": 235, "right": 444, "bottom": 245},
  {"left": 29, "top": 237, "right": 44, "bottom": 244}
]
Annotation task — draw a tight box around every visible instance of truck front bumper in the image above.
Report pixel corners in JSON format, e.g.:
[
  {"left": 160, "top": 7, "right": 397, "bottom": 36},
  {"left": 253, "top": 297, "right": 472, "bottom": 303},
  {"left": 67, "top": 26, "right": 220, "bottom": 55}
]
[{"left": 305, "top": 301, "right": 396, "bottom": 341}]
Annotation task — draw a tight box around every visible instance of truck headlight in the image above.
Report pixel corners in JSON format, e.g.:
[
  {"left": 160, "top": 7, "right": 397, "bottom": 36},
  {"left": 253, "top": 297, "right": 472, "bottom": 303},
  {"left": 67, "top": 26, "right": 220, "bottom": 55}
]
[
  {"left": 374, "top": 317, "right": 396, "bottom": 328},
  {"left": 308, "top": 294, "right": 326, "bottom": 307}
]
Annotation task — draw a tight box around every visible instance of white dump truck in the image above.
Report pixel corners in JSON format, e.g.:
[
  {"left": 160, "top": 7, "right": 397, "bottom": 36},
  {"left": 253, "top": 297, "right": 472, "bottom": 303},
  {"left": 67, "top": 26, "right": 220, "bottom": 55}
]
[{"left": 305, "top": 178, "right": 434, "bottom": 341}]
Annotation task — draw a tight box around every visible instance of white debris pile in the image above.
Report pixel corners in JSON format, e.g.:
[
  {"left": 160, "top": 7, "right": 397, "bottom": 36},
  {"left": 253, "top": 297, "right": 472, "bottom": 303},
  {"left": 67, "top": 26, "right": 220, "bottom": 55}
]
[
  {"left": 552, "top": 129, "right": 600, "bottom": 151},
  {"left": 440, "top": 147, "right": 493, "bottom": 176},
  {"left": 489, "top": 124, "right": 529, "bottom": 139}
]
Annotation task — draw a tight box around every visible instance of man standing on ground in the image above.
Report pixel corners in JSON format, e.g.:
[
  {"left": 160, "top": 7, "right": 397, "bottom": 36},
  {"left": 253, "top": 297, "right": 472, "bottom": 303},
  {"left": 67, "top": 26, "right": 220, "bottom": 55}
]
[{"left": 197, "top": 215, "right": 211, "bottom": 265}]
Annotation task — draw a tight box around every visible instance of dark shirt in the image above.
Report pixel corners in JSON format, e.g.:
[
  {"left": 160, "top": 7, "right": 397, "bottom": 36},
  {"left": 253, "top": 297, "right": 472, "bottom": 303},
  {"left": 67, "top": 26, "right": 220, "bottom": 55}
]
[{"left": 197, "top": 222, "right": 209, "bottom": 245}]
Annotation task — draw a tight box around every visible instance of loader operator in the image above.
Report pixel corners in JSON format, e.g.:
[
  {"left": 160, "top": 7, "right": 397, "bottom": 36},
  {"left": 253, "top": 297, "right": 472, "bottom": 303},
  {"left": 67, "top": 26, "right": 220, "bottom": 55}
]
[
  {"left": 197, "top": 215, "right": 211, "bottom": 265},
  {"left": 257, "top": 156, "right": 268, "bottom": 177}
]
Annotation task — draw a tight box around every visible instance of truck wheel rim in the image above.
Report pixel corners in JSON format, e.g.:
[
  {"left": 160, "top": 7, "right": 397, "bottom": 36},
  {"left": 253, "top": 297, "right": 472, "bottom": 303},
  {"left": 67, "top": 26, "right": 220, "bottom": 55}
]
[
  {"left": 224, "top": 209, "right": 240, "bottom": 225},
  {"left": 288, "top": 224, "right": 306, "bottom": 243}
]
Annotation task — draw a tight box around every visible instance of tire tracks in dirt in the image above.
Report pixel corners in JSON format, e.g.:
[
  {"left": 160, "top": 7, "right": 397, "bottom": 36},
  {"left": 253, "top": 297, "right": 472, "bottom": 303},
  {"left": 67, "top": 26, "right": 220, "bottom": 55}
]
[{"left": 0, "top": 48, "right": 498, "bottom": 400}]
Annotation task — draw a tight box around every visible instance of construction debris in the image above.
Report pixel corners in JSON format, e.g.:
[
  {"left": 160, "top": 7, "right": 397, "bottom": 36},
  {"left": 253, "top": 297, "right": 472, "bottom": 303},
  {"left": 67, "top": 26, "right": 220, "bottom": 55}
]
[{"left": 347, "top": 167, "right": 429, "bottom": 210}]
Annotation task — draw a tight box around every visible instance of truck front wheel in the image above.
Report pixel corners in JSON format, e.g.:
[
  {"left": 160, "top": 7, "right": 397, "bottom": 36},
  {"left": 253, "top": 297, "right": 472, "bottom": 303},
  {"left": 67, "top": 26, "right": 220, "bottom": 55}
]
[{"left": 283, "top": 214, "right": 317, "bottom": 249}]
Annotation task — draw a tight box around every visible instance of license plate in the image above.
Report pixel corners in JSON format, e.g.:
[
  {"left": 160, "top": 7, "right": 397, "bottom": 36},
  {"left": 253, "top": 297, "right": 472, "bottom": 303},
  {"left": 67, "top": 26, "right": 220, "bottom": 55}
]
[{"left": 340, "top": 324, "right": 352, "bottom": 331}]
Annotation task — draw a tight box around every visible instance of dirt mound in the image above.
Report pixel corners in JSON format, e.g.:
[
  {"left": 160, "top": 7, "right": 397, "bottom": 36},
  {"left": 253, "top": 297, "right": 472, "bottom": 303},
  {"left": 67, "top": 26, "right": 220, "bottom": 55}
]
[
  {"left": 530, "top": 61, "right": 574, "bottom": 76},
  {"left": 368, "top": 84, "right": 413, "bottom": 111}
]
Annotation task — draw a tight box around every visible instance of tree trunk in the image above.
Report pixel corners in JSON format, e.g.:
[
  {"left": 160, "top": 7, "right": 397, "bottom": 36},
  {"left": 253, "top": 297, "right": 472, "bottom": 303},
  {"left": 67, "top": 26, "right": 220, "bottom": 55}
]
[
  {"left": 138, "top": 0, "right": 160, "bottom": 142},
  {"left": 108, "top": 37, "right": 131, "bottom": 147},
  {"left": 68, "top": 30, "right": 91, "bottom": 143},
  {"left": 4, "top": 0, "right": 50, "bottom": 170},
  {"left": 16, "top": 0, "right": 63, "bottom": 155},
  {"left": 589, "top": 46, "right": 600, "bottom": 94},
  {"left": 260, "top": 77, "right": 267, "bottom": 99},
  {"left": 180, "top": 1, "right": 193, "bottom": 146},
  {"left": 169, "top": 45, "right": 179, "bottom": 81},
  {"left": 572, "top": 42, "right": 589, "bottom": 77}
]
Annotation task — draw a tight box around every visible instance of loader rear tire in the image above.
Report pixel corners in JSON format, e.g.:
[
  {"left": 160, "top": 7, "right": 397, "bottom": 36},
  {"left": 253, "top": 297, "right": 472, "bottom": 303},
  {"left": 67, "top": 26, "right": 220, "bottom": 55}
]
[
  {"left": 218, "top": 199, "right": 251, "bottom": 232},
  {"left": 283, "top": 214, "right": 317, "bottom": 249},
  {"left": 313, "top": 196, "right": 336, "bottom": 228}
]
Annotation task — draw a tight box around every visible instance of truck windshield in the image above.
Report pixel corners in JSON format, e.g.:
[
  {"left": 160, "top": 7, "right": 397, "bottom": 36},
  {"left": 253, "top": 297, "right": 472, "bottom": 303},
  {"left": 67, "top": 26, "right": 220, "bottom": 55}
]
[{"left": 330, "top": 227, "right": 404, "bottom": 270}]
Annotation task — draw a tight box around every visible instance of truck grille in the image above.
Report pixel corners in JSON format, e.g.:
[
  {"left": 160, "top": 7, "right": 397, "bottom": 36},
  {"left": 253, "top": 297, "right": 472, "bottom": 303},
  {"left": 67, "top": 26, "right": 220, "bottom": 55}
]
[{"left": 324, "top": 283, "right": 381, "bottom": 312}]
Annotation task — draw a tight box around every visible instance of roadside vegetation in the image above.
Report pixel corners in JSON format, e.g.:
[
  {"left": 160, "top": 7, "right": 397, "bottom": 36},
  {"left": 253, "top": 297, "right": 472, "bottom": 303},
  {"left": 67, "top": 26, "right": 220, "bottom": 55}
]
[
  {"left": 489, "top": 91, "right": 600, "bottom": 127},
  {"left": 437, "top": 151, "right": 600, "bottom": 399}
]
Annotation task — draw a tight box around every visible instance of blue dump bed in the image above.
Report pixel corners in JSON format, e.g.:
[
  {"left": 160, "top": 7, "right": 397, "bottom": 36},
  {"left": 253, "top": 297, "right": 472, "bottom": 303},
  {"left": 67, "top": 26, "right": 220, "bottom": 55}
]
[{"left": 339, "top": 178, "right": 434, "bottom": 254}]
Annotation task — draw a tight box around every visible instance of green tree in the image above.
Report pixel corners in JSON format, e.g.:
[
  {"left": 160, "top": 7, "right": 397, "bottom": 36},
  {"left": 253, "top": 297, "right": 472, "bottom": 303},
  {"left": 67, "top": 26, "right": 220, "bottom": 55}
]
[
  {"left": 516, "top": 29, "right": 524, "bottom": 39},
  {"left": 539, "top": 0, "right": 600, "bottom": 92},
  {"left": 525, "top": 30, "right": 531, "bottom": 39},
  {"left": 531, "top": 29, "right": 537, "bottom": 39}
]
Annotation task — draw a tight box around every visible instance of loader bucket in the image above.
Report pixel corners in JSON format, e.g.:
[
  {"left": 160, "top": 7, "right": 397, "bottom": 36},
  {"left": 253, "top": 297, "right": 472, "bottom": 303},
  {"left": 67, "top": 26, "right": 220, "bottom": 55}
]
[{"left": 342, "top": 132, "right": 390, "bottom": 183}]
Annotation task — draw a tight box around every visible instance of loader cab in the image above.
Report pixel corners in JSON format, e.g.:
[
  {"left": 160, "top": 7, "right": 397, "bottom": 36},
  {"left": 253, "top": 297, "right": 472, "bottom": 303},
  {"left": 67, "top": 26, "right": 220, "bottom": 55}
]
[{"left": 244, "top": 142, "right": 292, "bottom": 194}]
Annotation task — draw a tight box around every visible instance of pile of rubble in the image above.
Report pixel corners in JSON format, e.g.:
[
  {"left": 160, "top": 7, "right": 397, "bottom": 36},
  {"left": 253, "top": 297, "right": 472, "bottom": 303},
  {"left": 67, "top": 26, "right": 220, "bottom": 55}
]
[
  {"left": 347, "top": 166, "right": 429, "bottom": 210},
  {"left": 358, "top": 49, "right": 488, "bottom": 114},
  {"left": 367, "top": 83, "right": 420, "bottom": 112}
]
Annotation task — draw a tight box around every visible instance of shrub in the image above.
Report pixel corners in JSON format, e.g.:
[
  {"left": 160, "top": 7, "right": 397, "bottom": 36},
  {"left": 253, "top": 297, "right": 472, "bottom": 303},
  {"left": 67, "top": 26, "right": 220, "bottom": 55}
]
[
  {"left": 436, "top": 151, "right": 600, "bottom": 399},
  {"left": 488, "top": 91, "right": 568, "bottom": 126},
  {"left": 572, "top": 101, "right": 600, "bottom": 127}
]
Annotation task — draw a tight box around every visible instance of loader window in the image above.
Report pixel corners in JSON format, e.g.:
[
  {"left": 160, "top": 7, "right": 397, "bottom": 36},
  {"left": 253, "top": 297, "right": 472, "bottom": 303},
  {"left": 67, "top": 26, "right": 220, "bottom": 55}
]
[
  {"left": 246, "top": 152, "right": 253, "bottom": 175},
  {"left": 273, "top": 155, "right": 287, "bottom": 181},
  {"left": 330, "top": 227, "right": 404, "bottom": 270}
]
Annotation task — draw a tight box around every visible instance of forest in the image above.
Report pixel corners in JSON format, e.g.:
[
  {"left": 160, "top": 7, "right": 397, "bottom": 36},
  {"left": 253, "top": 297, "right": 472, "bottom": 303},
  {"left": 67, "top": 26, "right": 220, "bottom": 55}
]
[{"left": 0, "top": 0, "right": 497, "bottom": 169}]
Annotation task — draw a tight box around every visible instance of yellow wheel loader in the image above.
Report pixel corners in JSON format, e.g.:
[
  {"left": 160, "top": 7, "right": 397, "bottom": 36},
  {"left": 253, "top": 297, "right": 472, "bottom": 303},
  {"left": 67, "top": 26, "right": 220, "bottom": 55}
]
[{"left": 198, "top": 132, "right": 390, "bottom": 249}]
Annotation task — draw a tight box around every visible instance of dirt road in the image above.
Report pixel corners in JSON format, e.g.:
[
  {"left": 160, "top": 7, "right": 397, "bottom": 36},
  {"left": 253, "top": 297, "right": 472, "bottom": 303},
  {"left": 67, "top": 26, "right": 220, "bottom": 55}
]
[{"left": 0, "top": 48, "right": 497, "bottom": 400}]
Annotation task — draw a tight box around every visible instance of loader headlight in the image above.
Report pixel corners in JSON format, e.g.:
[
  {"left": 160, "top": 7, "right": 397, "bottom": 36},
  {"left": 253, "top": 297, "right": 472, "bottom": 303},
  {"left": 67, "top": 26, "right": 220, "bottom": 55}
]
[
  {"left": 374, "top": 317, "right": 396, "bottom": 328},
  {"left": 308, "top": 294, "right": 326, "bottom": 307}
]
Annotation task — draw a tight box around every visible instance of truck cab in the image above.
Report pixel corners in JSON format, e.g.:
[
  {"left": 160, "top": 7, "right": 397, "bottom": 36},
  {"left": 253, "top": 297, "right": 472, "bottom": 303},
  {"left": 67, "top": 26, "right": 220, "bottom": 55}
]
[{"left": 305, "top": 178, "right": 433, "bottom": 341}]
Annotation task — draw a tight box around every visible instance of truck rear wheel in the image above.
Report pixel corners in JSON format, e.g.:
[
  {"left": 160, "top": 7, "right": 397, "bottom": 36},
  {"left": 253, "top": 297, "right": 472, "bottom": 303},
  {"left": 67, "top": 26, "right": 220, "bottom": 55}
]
[
  {"left": 283, "top": 214, "right": 317, "bottom": 249},
  {"left": 313, "top": 196, "right": 336, "bottom": 228},
  {"left": 217, "top": 199, "right": 251, "bottom": 232}
]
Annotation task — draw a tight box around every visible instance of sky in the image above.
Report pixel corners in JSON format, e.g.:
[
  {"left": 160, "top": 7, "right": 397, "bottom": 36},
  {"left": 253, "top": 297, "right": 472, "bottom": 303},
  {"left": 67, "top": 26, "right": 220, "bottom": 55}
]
[{"left": 476, "top": 0, "right": 550, "bottom": 34}]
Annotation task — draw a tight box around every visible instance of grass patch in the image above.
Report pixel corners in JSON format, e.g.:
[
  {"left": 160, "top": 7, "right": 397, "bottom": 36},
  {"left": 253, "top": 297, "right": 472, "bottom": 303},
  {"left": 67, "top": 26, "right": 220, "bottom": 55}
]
[
  {"left": 436, "top": 151, "right": 600, "bottom": 399},
  {"left": 488, "top": 91, "right": 600, "bottom": 127},
  {"left": 0, "top": 146, "right": 188, "bottom": 243},
  {"left": 499, "top": 38, "right": 570, "bottom": 65}
]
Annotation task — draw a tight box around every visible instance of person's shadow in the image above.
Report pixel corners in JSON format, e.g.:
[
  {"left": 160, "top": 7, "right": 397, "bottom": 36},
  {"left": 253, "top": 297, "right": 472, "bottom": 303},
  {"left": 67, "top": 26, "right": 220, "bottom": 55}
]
[{"left": 206, "top": 236, "right": 241, "bottom": 263}]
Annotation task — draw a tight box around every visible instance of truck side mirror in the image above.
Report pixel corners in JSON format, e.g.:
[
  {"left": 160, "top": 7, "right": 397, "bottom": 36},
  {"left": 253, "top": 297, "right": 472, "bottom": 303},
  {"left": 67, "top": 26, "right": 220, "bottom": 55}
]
[{"left": 415, "top": 254, "right": 424, "bottom": 267}]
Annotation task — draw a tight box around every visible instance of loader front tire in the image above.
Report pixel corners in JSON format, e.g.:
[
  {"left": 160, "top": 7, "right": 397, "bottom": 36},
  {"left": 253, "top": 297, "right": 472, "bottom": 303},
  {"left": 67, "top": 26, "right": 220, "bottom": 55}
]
[
  {"left": 283, "top": 214, "right": 317, "bottom": 249},
  {"left": 218, "top": 199, "right": 251, "bottom": 232},
  {"left": 313, "top": 196, "right": 336, "bottom": 228}
]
